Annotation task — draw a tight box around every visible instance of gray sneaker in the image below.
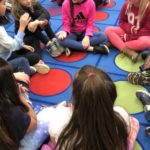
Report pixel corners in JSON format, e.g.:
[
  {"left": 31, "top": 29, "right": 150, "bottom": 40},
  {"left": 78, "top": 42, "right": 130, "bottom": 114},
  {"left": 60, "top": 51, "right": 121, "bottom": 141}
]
[{"left": 46, "top": 41, "right": 62, "bottom": 57}]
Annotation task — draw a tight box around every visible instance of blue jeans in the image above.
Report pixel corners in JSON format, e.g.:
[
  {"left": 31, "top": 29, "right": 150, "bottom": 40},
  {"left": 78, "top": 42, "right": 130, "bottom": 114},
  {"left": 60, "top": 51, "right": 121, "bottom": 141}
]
[
  {"left": 8, "top": 57, "right": 31, "bottom": 76},
  {"left": 58, "top": 31, "right": 107, "bottom": 52}
]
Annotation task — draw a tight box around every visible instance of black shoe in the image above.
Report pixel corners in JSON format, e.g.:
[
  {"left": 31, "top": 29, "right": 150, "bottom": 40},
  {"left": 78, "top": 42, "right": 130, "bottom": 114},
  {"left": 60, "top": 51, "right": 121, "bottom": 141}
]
[
  {"left": 93, "top": 45, "right": 109, "bottom": 54},
  {"left": 141, "top": 50, "right": 150, "bottom": 60},
  {"left": 145, "top": 126, "right": 150, "bottom": 136},
  {"left": 136, "top": 90, "right": 150, "bottom": 106}
]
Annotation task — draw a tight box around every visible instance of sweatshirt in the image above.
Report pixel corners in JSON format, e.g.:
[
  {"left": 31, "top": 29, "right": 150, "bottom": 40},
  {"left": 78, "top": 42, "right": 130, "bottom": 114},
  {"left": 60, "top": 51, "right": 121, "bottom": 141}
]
[
  {"left": 62, "top": 0, "right": 96, "bottom": 36},
  {"left": 0, "top": 26, "right": 24, "bottom": 60},
  {"left": 119, "top": 2, "right": 150, "bottom": 41}
]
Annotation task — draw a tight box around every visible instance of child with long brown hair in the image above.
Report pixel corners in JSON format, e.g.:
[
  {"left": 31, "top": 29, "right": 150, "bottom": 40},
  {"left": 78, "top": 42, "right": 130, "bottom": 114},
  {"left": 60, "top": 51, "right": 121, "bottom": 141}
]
[
  {"left": 11, "top": 0, "right": 63, "bottom": 57},
  {"left": 47, "top": 65, "right": 139, "bottom": 150},
  {"left": 105, "top": 0, "right": 150, "bottom": 63}
]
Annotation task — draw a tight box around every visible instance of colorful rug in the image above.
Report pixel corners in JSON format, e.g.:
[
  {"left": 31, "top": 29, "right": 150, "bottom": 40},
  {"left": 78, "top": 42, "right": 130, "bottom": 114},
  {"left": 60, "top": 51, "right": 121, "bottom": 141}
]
[{"left": 5, "top": 0, "right": 150, "bottom": 149}]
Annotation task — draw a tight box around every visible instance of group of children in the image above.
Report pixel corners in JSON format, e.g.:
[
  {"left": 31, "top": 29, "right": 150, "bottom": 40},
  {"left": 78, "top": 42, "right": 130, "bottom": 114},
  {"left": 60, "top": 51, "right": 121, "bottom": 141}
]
[{"left": 0, "top": 0, "right": 150, "bottom": 149}]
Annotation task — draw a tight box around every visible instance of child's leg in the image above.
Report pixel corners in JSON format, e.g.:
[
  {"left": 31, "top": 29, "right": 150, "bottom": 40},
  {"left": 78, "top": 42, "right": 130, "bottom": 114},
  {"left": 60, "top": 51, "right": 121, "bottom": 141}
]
[
  {"left": 126, "top": 36, "right": 150, "bottom": 51},
  {"left": 105, "top": 26, "right": 125, "bottom": 51},
  {"left": 44, "top": 24, "right": 55, "bottom": 40},
  {"left": 58, "top": 33, "right": 87, "bottom": 51},
  {"left": 8, "top": 57, "right": 31, "bottom": 76},
  {"left": 90, "top": 31, "right": 107, "bottom": 46}
]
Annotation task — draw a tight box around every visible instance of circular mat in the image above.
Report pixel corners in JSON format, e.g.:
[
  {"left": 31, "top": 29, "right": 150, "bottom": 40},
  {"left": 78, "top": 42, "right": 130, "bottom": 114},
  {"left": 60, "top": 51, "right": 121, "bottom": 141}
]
[
  {"left": 115, "top": 53, "right": 144, "bottom": 72},
  {"left": 95, "top": 11, "right": 108, "bottom": 21},
  {"left": 114, "top": 81, "right": 147, "bottom": 114},
  {"left": 30, "top": 68, "right": 71, "bottom": 96},
  {"left": 56, "top": 51, "right": 87, "bottom": 62},
  {"left": 133, "top": 141, "right": 142, "bottom": 150}
]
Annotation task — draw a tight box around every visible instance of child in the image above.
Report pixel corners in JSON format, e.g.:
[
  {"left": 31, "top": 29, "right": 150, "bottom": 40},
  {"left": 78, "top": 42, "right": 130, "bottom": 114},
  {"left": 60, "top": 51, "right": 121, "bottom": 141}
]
[
  {"left": 105, "top": 0, "right": 150, "bottom": 63},
  {"left": 0, "top": 57, "right": 37, "bottom": 150},
  {"left": 0, "top": 0, "right": 49, "bottom": 74},
  {"left": 11, "top": 0, "right": 65, "bottom": 57},
  {"left": 57, "top": 0, "right": 109, "bottom": 54},
  {"left": 48, "top": 65, "right": 139, "bottom": 150}
]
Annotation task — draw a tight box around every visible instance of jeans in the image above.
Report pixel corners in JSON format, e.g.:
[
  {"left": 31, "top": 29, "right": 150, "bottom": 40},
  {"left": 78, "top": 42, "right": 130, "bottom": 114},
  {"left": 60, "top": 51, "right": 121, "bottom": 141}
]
[
  {"left": 8, "top": 57, "right": 30, "bottom": 76},
  {"left": 58, "top": 31, "right": 107, "bottom": 52}
]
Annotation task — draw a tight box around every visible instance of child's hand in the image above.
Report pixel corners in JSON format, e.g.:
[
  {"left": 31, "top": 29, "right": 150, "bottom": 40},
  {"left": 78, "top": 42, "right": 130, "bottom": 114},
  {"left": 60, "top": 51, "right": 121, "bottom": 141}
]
[
  {"left": 14, "top": 72, "right": 30, "bottom": 84},
  {"left": 28, "top": 20, "right": 38, "bottom": 32},
  {"left": 56, "top": 31, "right": 67, "bottom": 40},
  {"left": 19, "top": 13, "right": 31, "bottom": 31},
  {"left": 17, "top": 83, "right": 29, "bottom": 94},
  {"left": 82, "top": 36, "right": 90, "bottom": 49},
  {"left": 23, "top": 44, "right": 35, "bottom": 52},
  {"left": 39, "top": 19, "right": 48, "bottom": 29}
]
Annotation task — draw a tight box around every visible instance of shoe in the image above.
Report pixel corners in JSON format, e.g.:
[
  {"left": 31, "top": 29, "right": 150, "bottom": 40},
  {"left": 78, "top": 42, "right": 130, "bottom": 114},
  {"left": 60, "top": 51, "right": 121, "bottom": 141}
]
[
  {"left": 105, "top": 41, "right": 114, "bottom": 49},
  {"left": 141, "top": 50, "right": 150, "bottom": 60},
  {"left": 123, "top": 47, "right": 138, "bottom": 63},
  {"left": 93, "top": 44, "right": 109, "bottom": 54},
  {"left": 128, "top": 71, "right": 150, "bottom": 85},
  {"left": 145, "top": 126, "right": 150, "bottom": 136},
  {"left": 30, "top": 66, "right": 37, "bottom": 75},
  {"left": 34, "top": 61, "right": 50, "bottom": 74},
  {"left": 54, "top": 41, "right": 71, "bottom": 56},
  {"left": 46, "top": 41, "right": 62, "bottom": 57},
  {"left": 136, "top": 90, "right": 150, "bottom": 106}
]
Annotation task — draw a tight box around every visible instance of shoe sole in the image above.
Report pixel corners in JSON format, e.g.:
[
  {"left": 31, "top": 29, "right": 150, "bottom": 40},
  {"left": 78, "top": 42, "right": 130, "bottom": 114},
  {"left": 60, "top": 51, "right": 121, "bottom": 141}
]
[
  {"left": 34, "top": 64, "right": 50, "bottom": 74},
  {"left": 103, "top": 44, "right": 110, "bottom": 54}
]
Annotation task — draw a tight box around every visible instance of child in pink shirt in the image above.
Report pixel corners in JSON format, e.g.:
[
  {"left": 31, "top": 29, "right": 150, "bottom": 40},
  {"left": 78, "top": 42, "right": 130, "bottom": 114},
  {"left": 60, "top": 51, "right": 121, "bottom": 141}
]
[{"left": 57, "top": 0, "right": 109, "bottom": 54}]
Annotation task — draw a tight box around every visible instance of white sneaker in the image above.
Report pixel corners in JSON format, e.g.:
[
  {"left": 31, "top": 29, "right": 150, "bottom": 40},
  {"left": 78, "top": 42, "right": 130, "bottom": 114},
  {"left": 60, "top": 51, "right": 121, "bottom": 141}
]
[{"left": 34, "top": 63, "right": 50, "bottom": 74}]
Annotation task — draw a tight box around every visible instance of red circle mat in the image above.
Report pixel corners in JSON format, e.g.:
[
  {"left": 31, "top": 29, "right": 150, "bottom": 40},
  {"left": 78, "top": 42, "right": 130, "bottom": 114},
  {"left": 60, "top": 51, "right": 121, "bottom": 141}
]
[
  {"left": 56, "top": 51, "right": 87, "bottom": 62},
  {"left": 29, "top": 69, "right": 71, "bottom": 96},
  {"left": 95, "top": 11, "right": 108, "bottom": 21}
]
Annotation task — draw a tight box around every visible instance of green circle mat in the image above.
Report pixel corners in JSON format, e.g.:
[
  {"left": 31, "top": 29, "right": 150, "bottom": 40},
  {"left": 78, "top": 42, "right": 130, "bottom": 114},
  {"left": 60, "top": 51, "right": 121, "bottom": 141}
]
[
  {"left": 114, "top": 81, "right": 147, "bottom": 114},
  {"left": 115, "top": 53, "right": 144, "bottom": 72},
  {"left": 133, "top": 141, "right": 142, "bottom": 150}
]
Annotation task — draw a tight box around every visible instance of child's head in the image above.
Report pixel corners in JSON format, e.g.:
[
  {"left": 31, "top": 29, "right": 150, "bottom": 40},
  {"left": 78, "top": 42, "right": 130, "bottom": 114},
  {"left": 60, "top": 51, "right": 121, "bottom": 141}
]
[
  {"left": 57, "top": 65, "right": 128, "bottom": 150},
  {"left": 0, "top": 0, "right": 6, "bottom": 16},
  {"left": 127, "top": 0, "right": 150, "bottom": 21},
  {"left": 72, "top": 65, "right": 117, "bottom": 110},
  {"left": 0, "top": 58, "right": 28, "bottom": 150},
  {"left": 11, "top": 0, "right": 36, "bottom": 20}
]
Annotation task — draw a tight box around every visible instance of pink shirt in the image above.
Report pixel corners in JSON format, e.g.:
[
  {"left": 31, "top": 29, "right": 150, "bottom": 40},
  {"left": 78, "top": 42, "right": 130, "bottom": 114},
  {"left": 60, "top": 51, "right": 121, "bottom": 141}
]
[{"left": 62, "top": 0, "right": 96, "bottom": 36}]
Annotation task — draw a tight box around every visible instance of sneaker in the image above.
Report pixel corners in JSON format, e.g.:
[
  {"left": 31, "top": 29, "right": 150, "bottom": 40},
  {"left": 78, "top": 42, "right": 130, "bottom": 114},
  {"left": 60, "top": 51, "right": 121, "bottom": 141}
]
[
  {"left": 145, "top": 126, "right": 150, "bottom": 136},
  {"left": 30, "top": 66, "right": 37, "bottom": 75},
  {"left": 46, "top": 41, "right": 62, "bottom": 57},
  {"left": 93, "top": 44, "right": 109, "bottom": 54},
  {"left": 141, "top": 50, "right": 150, "bottom": 60},
  {"left": 34, "top": 63, "right": 50, "bottom": 74},
  {"left": 136, "top": 90, "right": 150, "bottom": 106},
  {"left": 54, "top": 41, "right": 71, "bottom": 56},
  {"left": 128, "top": 71, "right": 150, "bottom": 85}
]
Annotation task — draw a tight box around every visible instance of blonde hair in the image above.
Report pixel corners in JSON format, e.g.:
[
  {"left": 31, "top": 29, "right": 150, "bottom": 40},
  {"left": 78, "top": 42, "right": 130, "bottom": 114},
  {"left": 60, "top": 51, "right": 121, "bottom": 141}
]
[
  {"left": 11, "top": 0, "right": 37, "bottom": 20},
  {"left": 126, "top": 0, "right": 150, "bottom": 21}
]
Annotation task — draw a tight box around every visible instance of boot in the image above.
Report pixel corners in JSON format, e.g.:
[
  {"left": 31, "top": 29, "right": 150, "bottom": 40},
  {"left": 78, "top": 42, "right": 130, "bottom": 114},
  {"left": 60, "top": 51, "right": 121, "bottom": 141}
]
[{"left": 122, "top": 47, "right": 138, "bottom": 63}]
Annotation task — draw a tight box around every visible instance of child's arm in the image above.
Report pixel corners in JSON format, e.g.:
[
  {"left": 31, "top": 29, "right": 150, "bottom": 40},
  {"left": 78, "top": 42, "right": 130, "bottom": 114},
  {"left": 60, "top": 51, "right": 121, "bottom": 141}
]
[
  {"left": 85, "top": 1, "right": 95, "bottom": 37},
  {"left": 0, "top": 13, "right": 30, "bottom": 51},
  {"left": 62, "top": 0, "right": 72, "bottom": 35},
  {"left": 119, "top": 2, "right": 133, "bottom": 34}
]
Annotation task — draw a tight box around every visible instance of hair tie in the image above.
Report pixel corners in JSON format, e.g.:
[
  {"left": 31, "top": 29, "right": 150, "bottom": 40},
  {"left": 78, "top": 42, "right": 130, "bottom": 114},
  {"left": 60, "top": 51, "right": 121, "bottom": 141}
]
[{"left": 87, "top": 72, "right": 95, "bottom": 77}]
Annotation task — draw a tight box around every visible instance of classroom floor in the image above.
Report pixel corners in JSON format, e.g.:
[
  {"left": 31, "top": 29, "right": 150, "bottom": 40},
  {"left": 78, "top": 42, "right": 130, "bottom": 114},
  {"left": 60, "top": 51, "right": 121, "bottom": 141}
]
[{"left": 5, "top": 0, "right": 150, "bottom": 149}]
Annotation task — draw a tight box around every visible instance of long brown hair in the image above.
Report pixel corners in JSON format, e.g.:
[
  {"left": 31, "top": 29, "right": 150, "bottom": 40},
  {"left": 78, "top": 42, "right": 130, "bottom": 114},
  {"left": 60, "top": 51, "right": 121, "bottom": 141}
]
[
  {"left": 126, "top": 0, "right": 150, "bottom": 21},
  {"left": 11, "top": 0, "right": 37, "bottom": 20},
  {"left": 56, "top": 65, "right": 128, "bottom": 150},
  {"left": 0, "top": 58, "right": 28, "bottom": 150}
]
